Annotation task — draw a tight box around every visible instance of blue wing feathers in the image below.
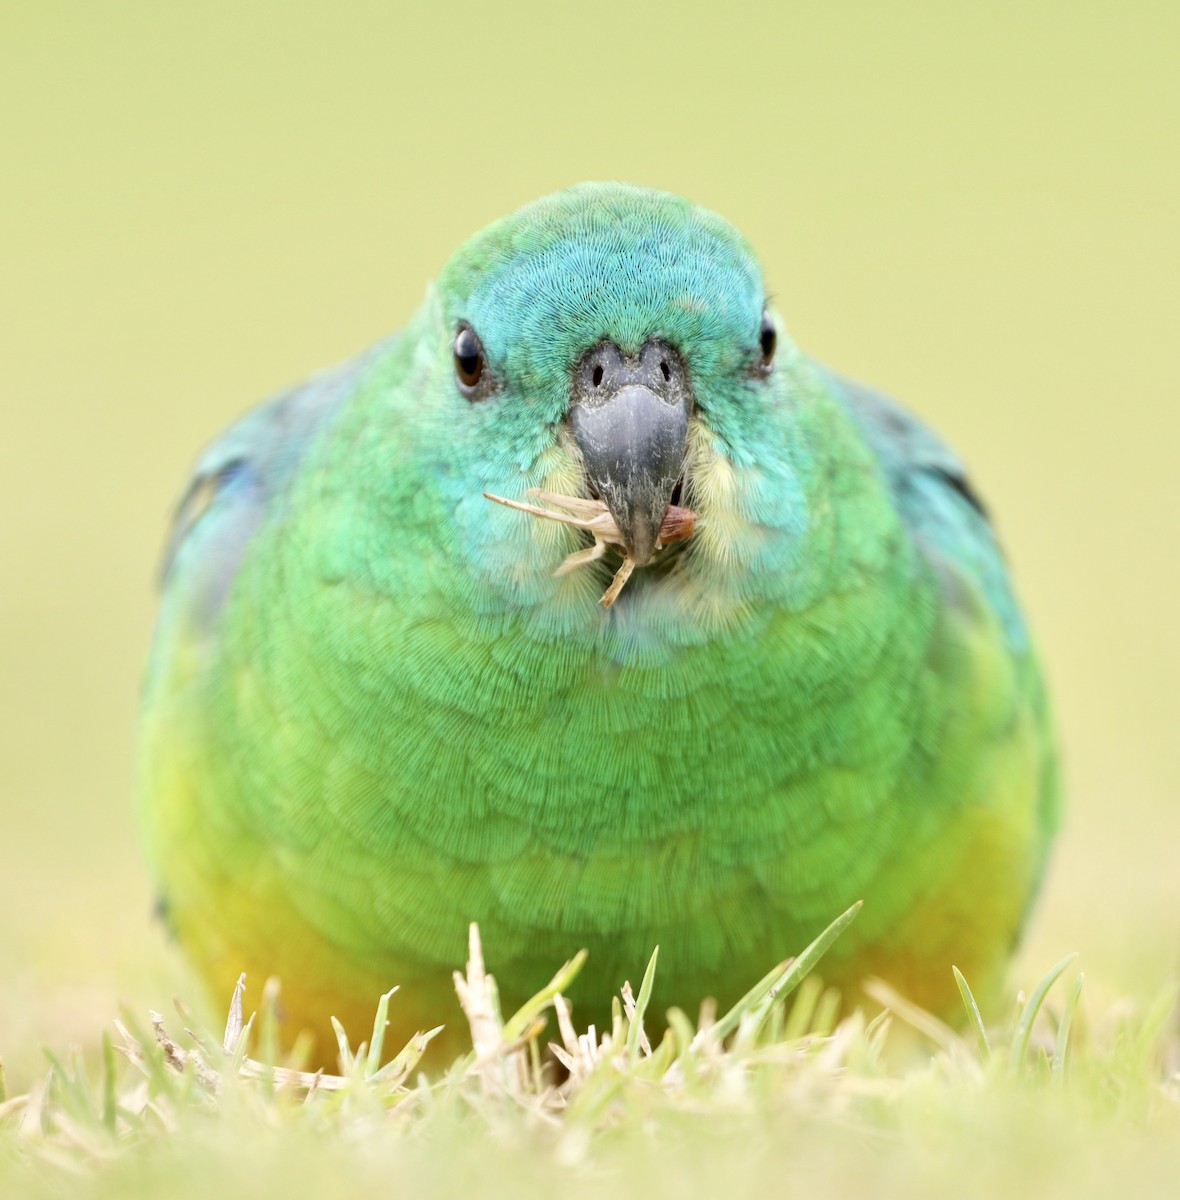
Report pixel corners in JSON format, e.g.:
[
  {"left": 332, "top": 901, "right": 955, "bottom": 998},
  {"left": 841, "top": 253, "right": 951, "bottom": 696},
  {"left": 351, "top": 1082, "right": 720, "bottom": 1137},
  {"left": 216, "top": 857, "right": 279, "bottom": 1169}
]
[
  {"left": 828, "top": 369, "right": 1029, "bottom": 652},
  {"left": 155, "top": 341, "right": 393, "bottom": 635}
]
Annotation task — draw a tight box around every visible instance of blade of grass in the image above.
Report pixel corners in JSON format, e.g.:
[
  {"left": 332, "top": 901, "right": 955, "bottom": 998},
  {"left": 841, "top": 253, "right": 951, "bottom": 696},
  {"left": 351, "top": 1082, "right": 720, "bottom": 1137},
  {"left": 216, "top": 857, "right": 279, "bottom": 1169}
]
[
  {"left": 625, "top": 947, "right": 659, "bottom": 1057},
  {"left": 329, "top": 1017, "right": 355, "bottom": 1075},
  {"left": 864, "top": 978, "right": 959, "bottom": 1056},
  {"left": 101, "top": 1031, "right": 117, "bottom": 1134},
  {"left": 500, "top": 950, "right": 589, "bottom": 1045},
  {"left": 1009, "top": 953, "right": 1079, "bottom": 1074},
  {"left": 1052, "top": 971, "right": 1084, "bottom": 1083},
  {"left": 782, "top": 975, "right": 823, "bottom": 1042},
  {"left": 222, "top": 975, "right": 247, "bottom": 1055},
  {"left": 953, "top": 966, "right": 991, "bottom": 1058},
  {"left": 364, "top": 988, "right": 399, "bottom": 1078},
  {"left": 706, "top": 901, "right": 862, "bottom": 1045}
]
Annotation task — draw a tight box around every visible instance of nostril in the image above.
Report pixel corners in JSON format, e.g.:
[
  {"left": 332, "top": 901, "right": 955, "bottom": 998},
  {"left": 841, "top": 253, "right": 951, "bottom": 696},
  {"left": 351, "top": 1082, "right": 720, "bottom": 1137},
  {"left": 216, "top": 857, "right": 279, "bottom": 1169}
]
[
  {"left": 592, "top": 364, "right": 604, "bottom": 387},
  {"left": 660, "top": 360, "right": 671, "bottom": 382}
]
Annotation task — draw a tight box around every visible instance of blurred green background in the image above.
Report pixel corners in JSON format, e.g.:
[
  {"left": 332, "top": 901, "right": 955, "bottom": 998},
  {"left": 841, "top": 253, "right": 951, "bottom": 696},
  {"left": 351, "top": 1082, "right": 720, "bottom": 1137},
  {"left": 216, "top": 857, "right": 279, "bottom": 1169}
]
[{"left": 2, "top": 1, "right": 1177, "bottom": 1082}]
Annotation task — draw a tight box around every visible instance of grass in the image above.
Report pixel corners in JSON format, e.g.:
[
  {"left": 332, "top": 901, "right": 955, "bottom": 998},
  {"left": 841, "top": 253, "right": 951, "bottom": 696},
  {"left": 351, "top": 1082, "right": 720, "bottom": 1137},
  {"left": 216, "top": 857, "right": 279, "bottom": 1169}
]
[{"left": 2, "top": 904, "right": 1178, "bottom": 1200}]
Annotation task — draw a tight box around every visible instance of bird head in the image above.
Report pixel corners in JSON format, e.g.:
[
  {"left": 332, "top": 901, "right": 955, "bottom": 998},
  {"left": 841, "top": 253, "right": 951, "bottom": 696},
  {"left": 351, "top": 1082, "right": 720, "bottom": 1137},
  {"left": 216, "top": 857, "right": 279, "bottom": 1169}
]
[
  {"left": 403, "top": 183, "right": 824, "bottom": 625},
  {"left": 435, "top": 183, "right": 778, "bottom": 572}
]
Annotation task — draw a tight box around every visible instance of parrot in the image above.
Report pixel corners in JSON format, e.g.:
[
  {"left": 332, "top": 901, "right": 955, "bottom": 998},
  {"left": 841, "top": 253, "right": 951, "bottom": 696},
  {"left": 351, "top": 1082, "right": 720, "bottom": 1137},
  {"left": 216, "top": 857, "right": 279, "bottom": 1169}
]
[{"left": 138, "top": 183, "right": 1058, "bottom": 1062}]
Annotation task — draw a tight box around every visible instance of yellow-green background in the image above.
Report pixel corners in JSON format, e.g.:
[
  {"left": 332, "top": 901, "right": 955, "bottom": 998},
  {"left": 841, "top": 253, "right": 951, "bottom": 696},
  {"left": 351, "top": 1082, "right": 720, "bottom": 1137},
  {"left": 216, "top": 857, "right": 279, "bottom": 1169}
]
[{"left": 2, "top": 1, "right": 1176, "bottom": 1081}]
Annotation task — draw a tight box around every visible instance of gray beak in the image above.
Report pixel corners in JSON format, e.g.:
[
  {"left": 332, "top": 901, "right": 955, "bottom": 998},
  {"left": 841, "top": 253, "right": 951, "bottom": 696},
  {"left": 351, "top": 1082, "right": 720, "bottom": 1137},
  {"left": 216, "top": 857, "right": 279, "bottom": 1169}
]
[{"left": 569, "top": 341, "right": 690, "bottom": 566}]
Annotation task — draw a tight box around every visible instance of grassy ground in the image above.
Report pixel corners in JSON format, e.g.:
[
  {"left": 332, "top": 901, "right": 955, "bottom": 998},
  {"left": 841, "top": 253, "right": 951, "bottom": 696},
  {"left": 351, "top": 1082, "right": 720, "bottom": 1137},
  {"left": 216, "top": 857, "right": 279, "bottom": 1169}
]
[{"left": 4, "top": 910, "right": 1178, "bottom": 1200}]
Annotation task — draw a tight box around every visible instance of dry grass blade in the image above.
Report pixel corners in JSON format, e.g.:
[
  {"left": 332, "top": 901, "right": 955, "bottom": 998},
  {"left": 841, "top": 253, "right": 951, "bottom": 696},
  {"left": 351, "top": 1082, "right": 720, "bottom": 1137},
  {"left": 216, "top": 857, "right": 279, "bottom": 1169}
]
[
  {"left": 483, "top": 489, "right": 698, "bottom": 606},
  {"left": 453, "top": 922, "right": 501, "bottom": 1064},
  {"left": 599, "top": 555, "right": 635, "bottom": 607},
  {"left": 864, "top": 977, "right": 963, "bottom": 1057}
]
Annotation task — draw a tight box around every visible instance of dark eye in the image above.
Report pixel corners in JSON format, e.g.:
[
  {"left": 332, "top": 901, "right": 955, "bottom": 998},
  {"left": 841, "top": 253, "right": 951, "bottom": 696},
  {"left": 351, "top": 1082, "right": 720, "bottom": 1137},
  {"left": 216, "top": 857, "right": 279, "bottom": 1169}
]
[
  {"left": 453, "top": 326, "right": 485, "bottom": 390},
  {"left": 759, "top": 312, "right": 777, "bottom": 369}
]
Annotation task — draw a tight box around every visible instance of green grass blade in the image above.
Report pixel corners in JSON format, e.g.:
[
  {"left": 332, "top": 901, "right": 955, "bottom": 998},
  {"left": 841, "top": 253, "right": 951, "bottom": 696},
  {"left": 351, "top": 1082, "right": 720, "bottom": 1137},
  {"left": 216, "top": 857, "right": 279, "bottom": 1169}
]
[
  {"left": 1052, "top": 971, "right": 1084, "bottom": 1082},
  {"left": 365, "top": 988, "right": 399, "bottom": 1078},
  {"left": 101, "top": 1030, "right": 117, "bottom": 1133},
  {"left": 812, "top": 986, "right": 841, "bottom": 1037},
  {"left": 1009, "top": 953, "right": 1079, "bottom": 1074},
  {"left": 329, "top": 1017, "right": 354, "bottom": 1074},
  {"left": 953, "top": 965, "right": 991, "bottom": 1058},
  {"left": 371, "top": 1026, "right": 444, "bottom": 1087},
  {"left": 227, "top": 1012, "right": 256, "bottom": 1075},
  {"left": 625, "top": 946, "right": 659, "bottom": 1056},
  {"left": 782, "top": 975, "right": 823, "bottom": 1042},
  {"left": 707, "top": 901, "right": 862, "bottom": 1044},
  {"left": 665, "top": 1007, "right": 696, "bottom": 1061},
  {"left": 1129, "top": 984, "right": 1179, "bottom": 1080},
  {"left": 500, "top": 949, "right": 588, "bottom": 1044}
]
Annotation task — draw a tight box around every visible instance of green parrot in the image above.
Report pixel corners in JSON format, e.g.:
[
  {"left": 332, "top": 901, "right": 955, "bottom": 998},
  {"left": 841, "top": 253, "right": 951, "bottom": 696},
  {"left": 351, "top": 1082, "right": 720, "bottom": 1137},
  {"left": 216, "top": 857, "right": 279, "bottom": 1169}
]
[{"left": 139, "top": 183, "right": 1058, "bottom": 1060}]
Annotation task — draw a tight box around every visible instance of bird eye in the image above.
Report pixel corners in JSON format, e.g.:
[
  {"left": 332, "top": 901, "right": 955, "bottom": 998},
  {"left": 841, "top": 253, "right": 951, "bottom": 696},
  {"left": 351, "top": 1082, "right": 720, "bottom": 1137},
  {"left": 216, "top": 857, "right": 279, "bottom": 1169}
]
[
  {"left": 453, "top": 326, "right": 485, "bottom": 391},
  {"left": 759, "top": 312, "right": 777, "bottom": 370}
]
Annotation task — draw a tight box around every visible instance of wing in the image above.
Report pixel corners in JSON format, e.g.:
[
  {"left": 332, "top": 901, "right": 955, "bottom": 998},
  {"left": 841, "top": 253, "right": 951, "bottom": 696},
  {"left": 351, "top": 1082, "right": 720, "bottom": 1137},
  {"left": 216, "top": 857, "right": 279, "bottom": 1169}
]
[
  {"left": 828, "top": 370, "right": 1029, "bottom": 654},
  {"left": 829, "top": 368, "right": 1060, "bottom": 935},
  {"left": 153, "top": 338, "right": 395, "bottom": 637}
]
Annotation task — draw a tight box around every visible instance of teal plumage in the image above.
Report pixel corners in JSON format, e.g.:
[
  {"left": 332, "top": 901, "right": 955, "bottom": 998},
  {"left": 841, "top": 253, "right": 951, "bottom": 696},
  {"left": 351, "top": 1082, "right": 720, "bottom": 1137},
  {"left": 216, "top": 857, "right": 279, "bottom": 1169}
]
[{"left": 139, "top": 183, "right": 1058, "bottom": 1057}]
